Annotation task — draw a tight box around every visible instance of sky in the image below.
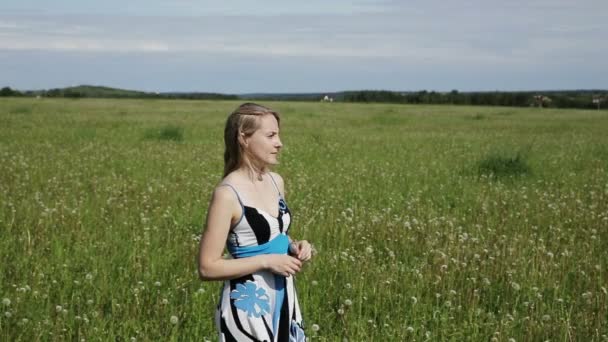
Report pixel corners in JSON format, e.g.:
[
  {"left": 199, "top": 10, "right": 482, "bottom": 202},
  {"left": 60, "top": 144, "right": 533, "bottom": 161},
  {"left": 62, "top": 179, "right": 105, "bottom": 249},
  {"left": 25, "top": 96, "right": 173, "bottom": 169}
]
[{"left": 1, "top": 0, "right": 607, "bottom": 93}]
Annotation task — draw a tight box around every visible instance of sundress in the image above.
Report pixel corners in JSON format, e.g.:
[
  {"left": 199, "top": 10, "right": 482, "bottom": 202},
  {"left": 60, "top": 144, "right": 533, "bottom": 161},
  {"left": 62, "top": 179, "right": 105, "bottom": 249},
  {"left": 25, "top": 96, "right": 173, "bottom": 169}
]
[{"left": 215, "top": 176, "right": 305, "bottom": 342}]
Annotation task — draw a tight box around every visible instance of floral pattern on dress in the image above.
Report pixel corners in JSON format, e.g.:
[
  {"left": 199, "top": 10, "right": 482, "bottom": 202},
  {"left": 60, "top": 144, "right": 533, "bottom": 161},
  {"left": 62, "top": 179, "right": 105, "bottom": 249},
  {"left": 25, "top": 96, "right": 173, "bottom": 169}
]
[{"left": 230, "top": 280, "right": 271, "bottom": 318}]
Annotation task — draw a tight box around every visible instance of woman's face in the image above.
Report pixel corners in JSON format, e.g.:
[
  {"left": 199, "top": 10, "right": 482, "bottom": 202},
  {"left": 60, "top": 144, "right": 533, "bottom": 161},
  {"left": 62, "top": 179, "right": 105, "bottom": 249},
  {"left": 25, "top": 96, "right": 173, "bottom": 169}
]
[{"left": 242, "top": 114, "right": 282, "bottom": 167}]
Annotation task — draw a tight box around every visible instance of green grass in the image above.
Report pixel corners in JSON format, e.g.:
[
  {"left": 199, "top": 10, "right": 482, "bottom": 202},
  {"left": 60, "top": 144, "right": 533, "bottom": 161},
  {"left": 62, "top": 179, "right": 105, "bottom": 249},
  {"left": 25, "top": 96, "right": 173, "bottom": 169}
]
[{"left": 1, "top": 98, "right": 607, "bottom": 341}]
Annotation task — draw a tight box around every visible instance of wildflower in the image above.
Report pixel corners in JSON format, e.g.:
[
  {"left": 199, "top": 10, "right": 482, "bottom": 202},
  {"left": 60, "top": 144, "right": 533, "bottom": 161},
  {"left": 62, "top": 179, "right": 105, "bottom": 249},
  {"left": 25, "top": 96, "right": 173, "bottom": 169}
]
[
  {"left": 311, "top": 324, "right": 320, "bottom": 332},
  {"left": 345, "top": 283, "right": 352, "bottom": 289},
  {"left": 365, "top": 246, "right": 373, "bottom": 254},
  {"left": 344, "top": 299, "right": 352, "bottom": 307},
  {"left": 5, "top": 311, "right": 11, "bottom": 318},
  {"left": 170, "top": 315, "right": 178, "bottom": 324},
  {"left": 2, "top": 298, "right": 10, "bottom": 306},
  {"left": 162, "top": 298, "right": 169, "bottom": 305},
  {"left": 337, "top": 308, "right": 345, "bottom": 315},
  {"left": 56, "top": 305, "right": 63, "bottom": 313},
  {"left": 86, "top": 273, "right": 93, "bottom": 281},
  {"left": 406, "top": 326, "right": 414, "bottom": 333},
  {"left": 511, "top": 282, "right": 521, "bottom": 291},
  {"left": 542, "top": 315, "right": 550, "bottom": 321},
  {"left": 154, "top": 281, "right": 161, "bottom": 287},
  {"left": 411, "top": 296, "right": 418, "bottom": 305},
  {"left": 311, "top": 280, "right": 318, "bottom": 286}
]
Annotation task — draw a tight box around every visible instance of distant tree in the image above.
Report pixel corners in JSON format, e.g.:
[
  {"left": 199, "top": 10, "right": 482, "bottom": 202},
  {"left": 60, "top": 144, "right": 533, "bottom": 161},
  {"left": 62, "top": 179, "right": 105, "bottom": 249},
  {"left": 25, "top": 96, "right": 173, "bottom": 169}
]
[{"left": 0, "top": 86, "right": 22, "bottom": 97}]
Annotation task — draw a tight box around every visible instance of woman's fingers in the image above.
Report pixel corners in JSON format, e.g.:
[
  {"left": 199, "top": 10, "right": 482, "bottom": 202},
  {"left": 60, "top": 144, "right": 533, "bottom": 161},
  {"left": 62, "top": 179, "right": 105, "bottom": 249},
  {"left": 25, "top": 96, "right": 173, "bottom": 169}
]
[
  {"left": 296, "top": 241, "right": 312, "bottom": 261},
  {"left": 284, "top": 256, "right": 301, "bottom": 276}
]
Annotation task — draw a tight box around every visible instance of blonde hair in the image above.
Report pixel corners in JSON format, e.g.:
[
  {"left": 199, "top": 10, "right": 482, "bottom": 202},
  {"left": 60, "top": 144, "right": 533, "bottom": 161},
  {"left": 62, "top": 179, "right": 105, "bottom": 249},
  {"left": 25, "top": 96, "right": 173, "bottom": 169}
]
[{"left": 223, "top": 103, "right": 281, "bottom": 177}]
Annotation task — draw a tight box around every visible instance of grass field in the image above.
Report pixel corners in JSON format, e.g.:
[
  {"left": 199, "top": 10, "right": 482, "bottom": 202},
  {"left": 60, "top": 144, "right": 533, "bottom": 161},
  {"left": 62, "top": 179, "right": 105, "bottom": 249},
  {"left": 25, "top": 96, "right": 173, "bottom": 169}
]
[{"left": 1, "top": 98, "right": 607, "bottom": 341}]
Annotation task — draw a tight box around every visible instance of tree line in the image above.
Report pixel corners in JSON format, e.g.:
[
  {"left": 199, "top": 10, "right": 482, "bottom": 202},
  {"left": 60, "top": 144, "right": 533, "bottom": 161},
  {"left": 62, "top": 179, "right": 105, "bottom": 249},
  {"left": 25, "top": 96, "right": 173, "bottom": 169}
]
[
  {"left": 0, "top": 86, "right": 237, "bottom": 101},
  {"left": 341, "top": 90, "right": 607, "bottom": 109},
  {"left": 2, "top": 86, "right": 606, "bottom": 109}
]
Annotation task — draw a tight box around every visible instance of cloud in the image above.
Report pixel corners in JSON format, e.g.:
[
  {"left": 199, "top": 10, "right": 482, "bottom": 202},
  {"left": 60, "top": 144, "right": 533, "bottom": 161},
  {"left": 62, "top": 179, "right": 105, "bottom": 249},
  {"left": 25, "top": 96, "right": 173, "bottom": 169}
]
[{"left": 1, "top": 9, "right": 605, "bottom": 71}]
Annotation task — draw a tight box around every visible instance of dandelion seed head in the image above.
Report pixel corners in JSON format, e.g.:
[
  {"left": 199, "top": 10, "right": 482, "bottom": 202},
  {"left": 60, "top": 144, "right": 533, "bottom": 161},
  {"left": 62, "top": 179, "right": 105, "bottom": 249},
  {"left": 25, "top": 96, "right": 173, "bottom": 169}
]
[
  {"left": 344, "top": 299, "right": 352, "bottom": 306},
  {"left": 170, "top": 315, "right": 178, "bottom": 324},
  {"left": 2, "top": 298, "right": 10, "bottom": 306},
  {"left": 337, "top": 308, "right": 345, "bottom": 315},
  {"left": 311, "top": 324, "right": 320, "bottom": 332},
  {"left": 406, "top": 326, "right": 414, "bottom": 333}
]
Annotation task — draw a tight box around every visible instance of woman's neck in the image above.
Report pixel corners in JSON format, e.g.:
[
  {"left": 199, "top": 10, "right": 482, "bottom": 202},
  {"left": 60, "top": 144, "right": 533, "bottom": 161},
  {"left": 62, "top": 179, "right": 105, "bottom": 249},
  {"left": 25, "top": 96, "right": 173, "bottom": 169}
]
[{"left": 237, "top": 163, "right": 267, "bottom": 182}]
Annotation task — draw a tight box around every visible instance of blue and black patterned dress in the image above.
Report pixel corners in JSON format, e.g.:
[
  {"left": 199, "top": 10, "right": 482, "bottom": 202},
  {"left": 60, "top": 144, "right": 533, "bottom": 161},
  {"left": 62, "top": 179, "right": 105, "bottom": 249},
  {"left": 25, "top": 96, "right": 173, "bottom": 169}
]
[{"left": 215, "top": 176, "right": 305, "bottom": 342}]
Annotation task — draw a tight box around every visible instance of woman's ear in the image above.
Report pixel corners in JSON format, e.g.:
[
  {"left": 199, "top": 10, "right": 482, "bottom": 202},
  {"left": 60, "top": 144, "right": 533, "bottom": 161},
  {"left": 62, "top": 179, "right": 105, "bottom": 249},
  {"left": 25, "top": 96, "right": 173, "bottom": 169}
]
[{"left": 238, "top": 132, "right": 248, "bottom": 148}]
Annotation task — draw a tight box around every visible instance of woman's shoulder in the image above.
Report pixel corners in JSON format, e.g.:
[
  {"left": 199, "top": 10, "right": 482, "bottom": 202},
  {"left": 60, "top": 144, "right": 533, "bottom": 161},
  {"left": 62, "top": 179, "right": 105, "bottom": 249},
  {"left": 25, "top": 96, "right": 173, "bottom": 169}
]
[
  {"left": 269, "top": 172, "right": 285, "bottom": 194},
  {"left": 212, "top": 177, "right": 241, "bottom": 204}
]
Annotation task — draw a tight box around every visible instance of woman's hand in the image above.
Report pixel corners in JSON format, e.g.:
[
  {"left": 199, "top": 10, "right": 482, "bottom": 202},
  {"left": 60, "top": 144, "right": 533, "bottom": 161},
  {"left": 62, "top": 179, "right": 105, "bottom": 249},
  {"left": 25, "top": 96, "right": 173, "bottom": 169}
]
[
  {"left": 261, "top": 255, "right": 302, "bottom": 277},
  {"left": 289, "top": 240, "right": 312, "bottom": 262}
]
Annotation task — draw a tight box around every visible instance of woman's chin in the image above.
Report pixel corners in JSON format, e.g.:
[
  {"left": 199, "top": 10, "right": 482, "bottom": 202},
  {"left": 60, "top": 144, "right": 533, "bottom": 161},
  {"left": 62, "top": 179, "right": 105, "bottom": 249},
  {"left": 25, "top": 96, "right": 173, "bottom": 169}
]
[{"left": 267, "top": 156, "right": 280, "bottom": 165}]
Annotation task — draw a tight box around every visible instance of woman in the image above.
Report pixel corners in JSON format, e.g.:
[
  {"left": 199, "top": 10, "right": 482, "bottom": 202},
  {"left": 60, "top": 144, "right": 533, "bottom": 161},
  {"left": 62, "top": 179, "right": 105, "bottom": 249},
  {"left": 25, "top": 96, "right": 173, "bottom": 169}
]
[{"left": 198, "top": 103, "right": 312, "bottom": 342}]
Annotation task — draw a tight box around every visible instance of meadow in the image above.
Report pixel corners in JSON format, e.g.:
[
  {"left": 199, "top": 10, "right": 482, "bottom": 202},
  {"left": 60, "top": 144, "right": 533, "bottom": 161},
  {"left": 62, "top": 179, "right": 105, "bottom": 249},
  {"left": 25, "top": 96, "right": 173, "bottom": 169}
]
[{"left": 0, "top": 98, "right": 607, "bottom": 341}]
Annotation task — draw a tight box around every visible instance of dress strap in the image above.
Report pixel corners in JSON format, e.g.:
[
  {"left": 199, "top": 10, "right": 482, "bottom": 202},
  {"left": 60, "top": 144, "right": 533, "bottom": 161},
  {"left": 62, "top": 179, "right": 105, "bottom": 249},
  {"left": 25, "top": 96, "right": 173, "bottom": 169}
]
[
  {"left": 218, "top": 183, "right": 245, "bottom": 213},
  {"left": 218, "top": 183, "right": 245, "bottom": 229},
  {"left": 267, "top": 173, "right": 282, "bottom": 198}
]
